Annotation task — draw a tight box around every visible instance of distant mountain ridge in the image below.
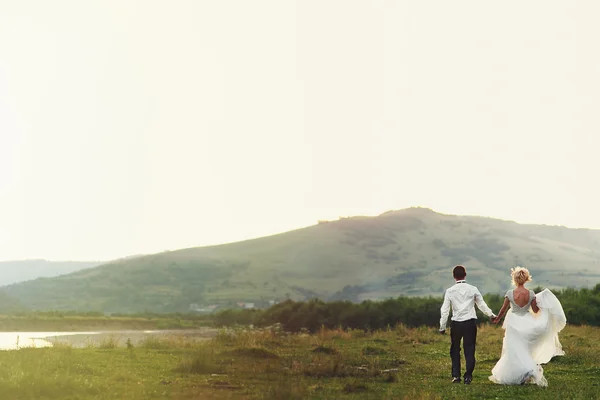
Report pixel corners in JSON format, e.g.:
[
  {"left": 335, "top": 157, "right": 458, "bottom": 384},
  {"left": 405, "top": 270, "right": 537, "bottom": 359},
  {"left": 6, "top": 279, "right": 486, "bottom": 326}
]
[
  {"left": 0, "top": 260, "right": 103, "bottom": 286},
  {"left": 4, "top": 207, "right": 600, "bottom": 313}
]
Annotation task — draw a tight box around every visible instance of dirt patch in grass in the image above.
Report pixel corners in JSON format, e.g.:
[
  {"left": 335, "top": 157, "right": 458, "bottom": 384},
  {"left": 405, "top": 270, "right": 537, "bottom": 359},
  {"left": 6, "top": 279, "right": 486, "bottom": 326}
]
[
  {"left": 312, "top": 345, "right": 338, "bottom": 355},
  {"left": 343, "top": 381, "right": 369, "bottom": 393}
]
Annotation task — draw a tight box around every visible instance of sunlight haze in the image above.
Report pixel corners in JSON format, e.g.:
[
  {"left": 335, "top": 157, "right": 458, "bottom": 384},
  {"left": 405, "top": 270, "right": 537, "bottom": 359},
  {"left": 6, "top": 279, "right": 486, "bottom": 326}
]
[{"left": 1, "top": 1, "right": 599, "bottom": 260}]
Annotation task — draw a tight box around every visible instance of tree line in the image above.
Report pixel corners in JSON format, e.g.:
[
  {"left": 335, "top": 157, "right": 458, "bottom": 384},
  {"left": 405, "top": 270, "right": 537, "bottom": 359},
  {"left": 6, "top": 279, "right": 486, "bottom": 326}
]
[{"left": 213, "top": 284, "right": 600, "bottom": 332}]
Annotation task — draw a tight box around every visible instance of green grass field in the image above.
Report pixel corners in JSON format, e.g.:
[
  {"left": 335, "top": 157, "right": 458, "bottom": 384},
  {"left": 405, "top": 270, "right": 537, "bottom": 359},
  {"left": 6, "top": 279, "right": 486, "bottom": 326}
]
[{"left": 0, "top": 324, "right": 597, "bottom": 399}]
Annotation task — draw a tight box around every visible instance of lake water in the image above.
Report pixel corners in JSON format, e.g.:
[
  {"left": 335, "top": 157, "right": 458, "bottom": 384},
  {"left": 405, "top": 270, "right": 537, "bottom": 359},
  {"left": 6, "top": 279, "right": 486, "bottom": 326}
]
[
  {"left": 0, "top": 332, "right": 93, "bottom": 349},
  {"left": 0, "top": 328, "right": 216, "bottom": 350}
]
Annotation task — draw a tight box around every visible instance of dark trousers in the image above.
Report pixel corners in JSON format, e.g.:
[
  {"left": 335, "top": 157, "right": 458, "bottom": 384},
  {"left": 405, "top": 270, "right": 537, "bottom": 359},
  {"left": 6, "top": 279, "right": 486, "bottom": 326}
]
[{"left": 450, "top": 318, "right": 477, "bottom": 379}]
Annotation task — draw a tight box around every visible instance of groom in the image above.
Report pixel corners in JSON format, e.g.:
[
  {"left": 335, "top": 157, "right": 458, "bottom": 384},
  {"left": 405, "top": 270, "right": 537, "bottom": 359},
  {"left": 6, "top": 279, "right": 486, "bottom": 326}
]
[{"left": 439, "top": 265, "right": 496, "bottom": 384}]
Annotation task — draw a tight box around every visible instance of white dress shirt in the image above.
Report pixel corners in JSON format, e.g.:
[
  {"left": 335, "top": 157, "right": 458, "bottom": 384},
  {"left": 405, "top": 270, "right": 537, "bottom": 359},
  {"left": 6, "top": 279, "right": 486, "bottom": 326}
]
[{"left": 439, "top": 280, "right": 496, "bottom": 331}]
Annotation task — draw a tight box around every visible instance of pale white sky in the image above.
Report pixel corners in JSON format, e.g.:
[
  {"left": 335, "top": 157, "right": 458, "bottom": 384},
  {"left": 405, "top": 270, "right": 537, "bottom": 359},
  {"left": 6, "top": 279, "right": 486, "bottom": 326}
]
[{"left": 0, "top": 1, "right": 599, "bottom": 260}]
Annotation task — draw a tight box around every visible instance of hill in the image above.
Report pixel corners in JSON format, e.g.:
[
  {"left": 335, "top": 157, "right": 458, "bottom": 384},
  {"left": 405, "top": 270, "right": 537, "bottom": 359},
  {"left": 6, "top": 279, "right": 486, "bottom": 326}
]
[
  {"left": 0, "top": 260, "right": 103, "bottom": 286},
  {"left": 0, "top": 291, "right": 28, "bottom": 314},
  {"left": 4, "top": 207, "right": 600, "bottom": 313}
]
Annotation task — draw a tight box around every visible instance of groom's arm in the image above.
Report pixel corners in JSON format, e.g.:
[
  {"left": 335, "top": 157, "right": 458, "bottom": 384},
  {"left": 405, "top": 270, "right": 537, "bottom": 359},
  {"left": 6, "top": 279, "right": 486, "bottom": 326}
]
[
  {"left": 440, "top": 291, "right": 451, "bottom": 333},
  {"left": 474, "top": 288, "right": 496, "bottom": 318}
]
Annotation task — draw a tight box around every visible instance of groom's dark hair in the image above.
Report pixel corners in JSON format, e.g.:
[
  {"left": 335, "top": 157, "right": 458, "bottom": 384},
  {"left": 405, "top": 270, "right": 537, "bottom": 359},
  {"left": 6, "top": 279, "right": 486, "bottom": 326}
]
[{"left": 453, "top": 265, "right": 466, "bottom": 279}]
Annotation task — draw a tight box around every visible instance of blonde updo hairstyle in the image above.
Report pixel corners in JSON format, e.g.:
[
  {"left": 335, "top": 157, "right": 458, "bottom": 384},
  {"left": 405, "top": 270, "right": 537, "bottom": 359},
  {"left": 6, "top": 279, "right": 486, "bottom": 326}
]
[{"left": 511, "top": 266, "right": 532, "bottom": 287}]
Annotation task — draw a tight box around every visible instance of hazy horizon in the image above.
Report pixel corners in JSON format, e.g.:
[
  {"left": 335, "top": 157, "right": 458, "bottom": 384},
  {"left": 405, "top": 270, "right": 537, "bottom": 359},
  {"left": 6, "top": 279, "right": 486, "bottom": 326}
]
[
  {"left": 2, "top": 1, "right": 599, "bottom": 260},
  {"left": 0, "top": 206, "right": 595, "bottom": 262}
]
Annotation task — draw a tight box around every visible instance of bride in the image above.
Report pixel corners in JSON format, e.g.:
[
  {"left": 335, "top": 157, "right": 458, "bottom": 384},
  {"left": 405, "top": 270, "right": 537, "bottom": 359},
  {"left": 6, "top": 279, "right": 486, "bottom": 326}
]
[{"left": 489, "top": 266, "right": 566, "bottom": 386}]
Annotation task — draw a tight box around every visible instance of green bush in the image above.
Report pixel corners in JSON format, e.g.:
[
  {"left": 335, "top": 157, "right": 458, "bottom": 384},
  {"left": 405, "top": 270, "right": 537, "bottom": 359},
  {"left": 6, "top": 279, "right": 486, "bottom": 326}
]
[{"left": 211, "top": 284, "right": 600, "bottom": 332}]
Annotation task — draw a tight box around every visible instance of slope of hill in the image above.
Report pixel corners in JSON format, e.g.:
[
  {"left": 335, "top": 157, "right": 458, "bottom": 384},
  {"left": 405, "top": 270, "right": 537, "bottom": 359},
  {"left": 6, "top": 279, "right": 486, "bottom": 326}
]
[
  {"left": 0, "top": 260, "right": 103, "bottom": 286},
  {"left": 0, "top": 291, "right": 28, "bottom": 314},
  {"left": 4, "top": 208, "right": 600, "bottom": 313}
]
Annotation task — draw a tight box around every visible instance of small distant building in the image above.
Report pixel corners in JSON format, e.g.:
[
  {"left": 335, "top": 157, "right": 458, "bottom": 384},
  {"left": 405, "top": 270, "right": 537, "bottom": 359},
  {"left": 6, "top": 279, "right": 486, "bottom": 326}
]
[
  {"left": 243, "top": 303, "right": 255, "bottom": 309},
  {"left": 189, "top": 304, "right": 221, "bottom": 313}
]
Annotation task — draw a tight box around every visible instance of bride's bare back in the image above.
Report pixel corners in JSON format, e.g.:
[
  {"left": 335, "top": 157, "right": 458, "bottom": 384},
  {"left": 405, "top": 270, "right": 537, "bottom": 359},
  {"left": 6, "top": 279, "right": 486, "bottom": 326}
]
[
  {"left": 493, "top": 285, "right": 540, "bottom": 326},
  {"left": 513, "top": 287, "right": 531, "bottom": 307},
  {"left": 513, "top": 285, "right": 539, "bottom": 312}
]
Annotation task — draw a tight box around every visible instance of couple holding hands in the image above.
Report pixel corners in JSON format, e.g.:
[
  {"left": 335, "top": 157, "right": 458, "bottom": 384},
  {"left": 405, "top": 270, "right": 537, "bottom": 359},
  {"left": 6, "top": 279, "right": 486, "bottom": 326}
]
[{"left": 440, "top": 265, "right": 566, "bottom": 386}]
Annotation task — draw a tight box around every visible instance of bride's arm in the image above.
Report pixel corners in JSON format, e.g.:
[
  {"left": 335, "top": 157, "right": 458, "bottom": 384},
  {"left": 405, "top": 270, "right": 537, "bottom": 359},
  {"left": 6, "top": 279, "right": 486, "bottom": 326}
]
[
  {"left": 531, "top": 298, "right": 539, "bottom": 313},
  {"left": 493, "top": 298, "right": 510, "bottom": 324}
]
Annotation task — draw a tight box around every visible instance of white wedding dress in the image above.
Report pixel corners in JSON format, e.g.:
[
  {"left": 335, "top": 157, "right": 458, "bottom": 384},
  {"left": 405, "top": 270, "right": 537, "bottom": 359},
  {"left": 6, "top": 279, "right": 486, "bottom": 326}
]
[{"left": 489, "top": 288, "right": 566, "bottom": 386}]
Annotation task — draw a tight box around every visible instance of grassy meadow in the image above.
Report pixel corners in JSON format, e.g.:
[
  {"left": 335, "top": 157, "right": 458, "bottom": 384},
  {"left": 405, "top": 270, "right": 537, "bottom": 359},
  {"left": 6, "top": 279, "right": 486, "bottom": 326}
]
[{"left": 0, "top": 323, "right": 597, "bottom": 399}]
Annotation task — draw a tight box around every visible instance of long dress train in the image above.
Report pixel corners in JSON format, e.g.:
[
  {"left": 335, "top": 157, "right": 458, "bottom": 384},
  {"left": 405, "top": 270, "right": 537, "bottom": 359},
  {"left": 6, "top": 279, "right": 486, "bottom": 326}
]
[{"left": 489, "top": 288, "right": 566, "bottom": 386}]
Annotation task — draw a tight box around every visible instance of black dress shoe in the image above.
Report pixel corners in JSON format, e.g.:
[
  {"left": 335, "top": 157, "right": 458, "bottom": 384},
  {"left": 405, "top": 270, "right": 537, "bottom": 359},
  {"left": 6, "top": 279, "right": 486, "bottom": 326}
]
[
  {"left": 452, "top": 377, "right": 461, "bottom": 383},
  {"left": 464, "top": 377, "right": 472, "bottom": 385}
]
